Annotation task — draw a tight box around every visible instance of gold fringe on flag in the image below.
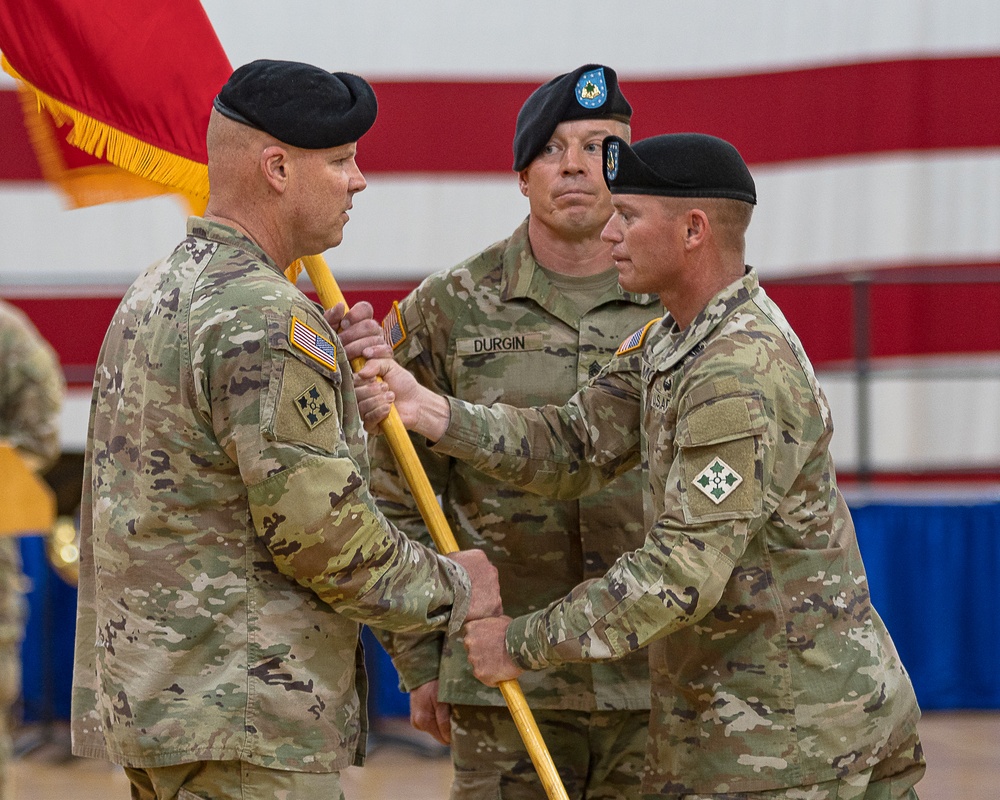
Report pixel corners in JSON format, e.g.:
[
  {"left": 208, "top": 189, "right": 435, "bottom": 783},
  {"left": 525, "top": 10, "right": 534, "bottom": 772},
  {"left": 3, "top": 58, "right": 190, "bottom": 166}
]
[
  {"left": 3, "top": 55, "right": 208, "bottom": 210},
  {"left": 5, "top": 55, "right": 307, "bottom": 285}
]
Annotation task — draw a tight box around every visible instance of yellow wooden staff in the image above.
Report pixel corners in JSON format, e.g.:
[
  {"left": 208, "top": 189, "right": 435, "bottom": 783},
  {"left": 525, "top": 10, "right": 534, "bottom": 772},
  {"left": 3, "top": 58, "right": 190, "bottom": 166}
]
[{"left": 299, "top": 254, "right": 570, "bottom": 800}]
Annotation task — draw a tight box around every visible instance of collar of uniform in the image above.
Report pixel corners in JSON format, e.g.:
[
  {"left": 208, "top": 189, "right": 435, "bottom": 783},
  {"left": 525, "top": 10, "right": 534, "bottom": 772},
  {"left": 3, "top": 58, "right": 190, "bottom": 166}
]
[
  {"left": 186, "top": 216, "right": 285, "bottom": 278},
  {"left": 498, "top": 216, "right": 653, "bottom": 316},
  {"left": 497, "top": 217, "right": 536, "bottom": 302},
  {"left": 647, "top": 266, "right": 758, "bottom": 369}
]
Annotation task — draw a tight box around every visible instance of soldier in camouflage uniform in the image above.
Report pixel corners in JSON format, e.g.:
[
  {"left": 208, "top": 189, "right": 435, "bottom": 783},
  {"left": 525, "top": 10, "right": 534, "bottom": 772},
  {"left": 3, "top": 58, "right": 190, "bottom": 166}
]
[
  {"left": 70, "top": 60, "right": 499, "bottom": 800},
  {"left": 370, "top": 65, "right": 659, "bottom": 799},
  {"left": 0, "top": 298, "right": 63, "bottom": 800},
  {"left": 356, "top": 134, "right": 925, "bottom": 798}
]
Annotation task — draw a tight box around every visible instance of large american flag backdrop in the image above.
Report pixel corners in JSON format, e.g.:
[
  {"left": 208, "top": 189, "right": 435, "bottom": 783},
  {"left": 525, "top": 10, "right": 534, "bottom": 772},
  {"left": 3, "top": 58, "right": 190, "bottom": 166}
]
[{"left": 1, "top": 0, "right": 998, "bottom": 478}]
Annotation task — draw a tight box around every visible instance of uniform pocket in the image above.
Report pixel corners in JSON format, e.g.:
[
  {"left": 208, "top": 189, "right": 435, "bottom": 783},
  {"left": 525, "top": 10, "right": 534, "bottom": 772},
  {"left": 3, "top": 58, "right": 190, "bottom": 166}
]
[
  {"left": 450, "top": 770, "right": 502, "bottom": 800},
  {"left": 676, "top": 394, "right": 767, "bottom": 523}
]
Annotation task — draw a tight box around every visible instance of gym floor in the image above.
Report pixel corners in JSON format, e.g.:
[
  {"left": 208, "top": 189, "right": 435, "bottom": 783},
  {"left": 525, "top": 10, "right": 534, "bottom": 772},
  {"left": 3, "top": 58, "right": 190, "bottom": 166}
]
[{"left": 12, "top": 710, "right": 999, "bottom": 799}]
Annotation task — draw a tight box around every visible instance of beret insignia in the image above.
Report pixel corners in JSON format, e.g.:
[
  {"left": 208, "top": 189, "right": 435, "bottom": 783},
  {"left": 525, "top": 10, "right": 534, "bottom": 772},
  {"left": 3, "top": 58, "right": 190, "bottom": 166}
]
[
  {"left": 575, "top": 67, "right": 608, "bottom": 109},
  {"left": 290, "top": 317, "right": 338, "bottom": 372},
  {"left": 616, "top": 317, "right": 661, "bottom": 356},
  {"left": 606, "top": 139, "right": 619, "bottom": 181}
]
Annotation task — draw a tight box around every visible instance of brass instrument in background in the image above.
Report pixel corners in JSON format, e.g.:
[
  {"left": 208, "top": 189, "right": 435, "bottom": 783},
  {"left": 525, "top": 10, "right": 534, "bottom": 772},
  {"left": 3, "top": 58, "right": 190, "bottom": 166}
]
[
  {"left": 0, "top": 447, "right": 84, "bottom": 586},
  {"left": 0, "top": 443, "right": 56, "bottom": 536},
  {"left": 46, "top": 515, "right": 80, "bottom": 585}
]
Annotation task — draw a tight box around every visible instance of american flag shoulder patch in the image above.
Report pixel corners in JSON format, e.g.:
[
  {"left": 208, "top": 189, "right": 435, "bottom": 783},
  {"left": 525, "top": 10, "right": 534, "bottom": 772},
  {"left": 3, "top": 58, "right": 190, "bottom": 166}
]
[
  {"left": 382, "top": 301, "right": 407, "bottom": 350},
  {"left": 289, "top": 317, "right": 338, "bottom": 372},
  {"left": 616, "top": 317, "right": 662, "bottom": 356}
]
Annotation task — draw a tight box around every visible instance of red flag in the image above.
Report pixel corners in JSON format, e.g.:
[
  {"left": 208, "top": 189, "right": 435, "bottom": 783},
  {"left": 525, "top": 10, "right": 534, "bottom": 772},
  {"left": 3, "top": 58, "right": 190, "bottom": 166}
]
[{"left": 0, "top": 0, "right": 232, "bottom": 209}]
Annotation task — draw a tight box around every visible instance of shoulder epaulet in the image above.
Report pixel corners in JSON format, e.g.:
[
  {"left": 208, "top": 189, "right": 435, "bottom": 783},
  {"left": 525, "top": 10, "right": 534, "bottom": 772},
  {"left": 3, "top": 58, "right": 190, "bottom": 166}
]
[
  {"left": 382, "top": 300, "right": 407, "bottom": 350},
  {"left": 616, "top": 317, "right": 661, "bottom": 356}
]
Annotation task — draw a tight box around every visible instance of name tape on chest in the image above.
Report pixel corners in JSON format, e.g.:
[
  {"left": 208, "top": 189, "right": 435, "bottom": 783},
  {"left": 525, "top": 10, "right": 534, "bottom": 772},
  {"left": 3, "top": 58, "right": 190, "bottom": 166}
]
[
  {"left": 616, "top": 317, "right": 662, "bottom": 356},
  {"left": 382, "top": 301, "right": 407, "bottom": 350},
  {"left": 290, "top": 317, "right": 338, "bottom": 372},
  {"left": 456, "top": 331, "right": 544, "bottom": 356}
]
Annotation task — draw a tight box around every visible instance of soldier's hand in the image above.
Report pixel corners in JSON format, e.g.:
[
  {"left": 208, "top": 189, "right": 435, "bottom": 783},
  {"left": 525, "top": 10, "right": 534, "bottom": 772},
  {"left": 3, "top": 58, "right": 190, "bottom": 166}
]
[
  {"left": 409, "top": 679, "right": 451, "bottom": 745},
  {"left": 463, "top": 616, "right": 524, "bottom": 687},
  {"left": 448, "top": 549, "right": 502, "bottom": 621},
  {"left": 323, "top": 301, "right": 392, "bottom": 362},
  {"left": 355, "top": 357, "right": 451, "bottom": 439}
]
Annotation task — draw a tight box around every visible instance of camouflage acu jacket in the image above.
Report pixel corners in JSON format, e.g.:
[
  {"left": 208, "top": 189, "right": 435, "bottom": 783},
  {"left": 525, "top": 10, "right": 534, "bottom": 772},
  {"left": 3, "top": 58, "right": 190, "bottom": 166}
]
[
  {"left": 431, "top": 268, "right": 921, "bottom": 794},
  {"left": 71, "top": 219, "right": 471, "bottom": 773},
  {"left": 0, "top": 299, "right": 63, "bottom": 640},
  {"left": 371, "top": 218, "right": 660, "bottom": 710}
]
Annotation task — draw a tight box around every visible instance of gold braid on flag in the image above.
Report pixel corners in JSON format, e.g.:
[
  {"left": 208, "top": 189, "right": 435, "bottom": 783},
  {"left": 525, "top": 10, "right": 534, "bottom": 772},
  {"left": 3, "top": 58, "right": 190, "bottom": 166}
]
[{"left": 2, "top": 55, "right": 207, "bottom": 210}]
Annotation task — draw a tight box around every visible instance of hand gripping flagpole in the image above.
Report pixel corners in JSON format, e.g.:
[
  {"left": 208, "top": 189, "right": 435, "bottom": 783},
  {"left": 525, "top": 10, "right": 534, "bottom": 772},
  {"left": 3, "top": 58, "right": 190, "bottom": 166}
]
[{"left": 300, "top": 254, "right": 570, "bottom": 800}]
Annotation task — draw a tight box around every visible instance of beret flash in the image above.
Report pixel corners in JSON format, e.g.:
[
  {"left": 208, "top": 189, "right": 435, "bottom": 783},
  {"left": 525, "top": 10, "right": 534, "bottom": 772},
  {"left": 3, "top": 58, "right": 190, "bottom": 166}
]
[
  {"left": 603, "top": 133, "right": 757, "bottom": 204},
  {"left": 512, "top": 64, "right": 632, "bottom": 171},
  {"left": 214, "top": 59, "right": 378, "bottom": 149}
]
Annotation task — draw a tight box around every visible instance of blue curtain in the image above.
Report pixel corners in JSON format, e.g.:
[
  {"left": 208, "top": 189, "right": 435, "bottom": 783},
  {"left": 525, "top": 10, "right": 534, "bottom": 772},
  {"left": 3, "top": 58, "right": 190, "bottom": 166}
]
[
  {"left": 18, "top": 502, "right": 1000, "bottom": 722},
  {"left": 18, "top": 535, "right": 77, "bottom": 722},
  {"left": 852, "top": 501, "right": 1000, "bottom": 710}
]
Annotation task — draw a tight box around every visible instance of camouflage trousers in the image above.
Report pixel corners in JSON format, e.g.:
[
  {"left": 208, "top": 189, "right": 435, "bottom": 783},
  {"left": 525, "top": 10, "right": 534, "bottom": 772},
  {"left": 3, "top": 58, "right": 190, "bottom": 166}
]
[
  {"left": 124, "top": 760, "right": 344, "bottom": 800},
  {"left": 450, "top": 704, "right": 649, "bottom": 800},
  {"left": 670, "top": 730, "right": 925, "bottom": 800}
]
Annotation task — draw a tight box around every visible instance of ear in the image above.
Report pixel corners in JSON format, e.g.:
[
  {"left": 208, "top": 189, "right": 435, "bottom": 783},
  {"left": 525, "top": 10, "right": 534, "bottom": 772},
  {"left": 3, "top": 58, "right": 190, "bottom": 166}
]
[
  {"left": 517, "top": 167, "right": 530, "bottom": 198},
  {"left": 260, "top": 145, "right": 289, "bottom": 193},
  {"left": 683, "top": 208, "right": 710, "bottom": 250}
]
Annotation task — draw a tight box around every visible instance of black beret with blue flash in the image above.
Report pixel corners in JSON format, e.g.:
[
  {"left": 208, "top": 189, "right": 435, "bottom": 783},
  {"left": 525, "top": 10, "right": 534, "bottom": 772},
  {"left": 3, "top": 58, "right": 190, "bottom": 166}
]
[{"left": 603, "top": 133, "right": 757, "bottom": 204}]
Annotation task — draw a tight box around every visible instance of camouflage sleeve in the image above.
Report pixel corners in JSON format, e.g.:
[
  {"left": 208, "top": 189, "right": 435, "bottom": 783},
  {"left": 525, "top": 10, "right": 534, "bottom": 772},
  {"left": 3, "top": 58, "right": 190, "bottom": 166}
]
[
  {"left": 368, "top": 430, "right": 450, "bottom": 689},
  {"left": 71, "top": 387, "right": 106, "bottom": 757},
  {"left": 0, "top": 303, "right": 64, "bottom": 470},
  {"left": 367, "top": 295, "right": 453, "bottom": 689},
  {"left": 431, "top": 367, "right": 643, "bottom": 500},
  {"left": 505, "top": 364, "right": 793, "bottom": 668},
  {"left": 199, "top": 303, "right": 470, "bottom": 635}
]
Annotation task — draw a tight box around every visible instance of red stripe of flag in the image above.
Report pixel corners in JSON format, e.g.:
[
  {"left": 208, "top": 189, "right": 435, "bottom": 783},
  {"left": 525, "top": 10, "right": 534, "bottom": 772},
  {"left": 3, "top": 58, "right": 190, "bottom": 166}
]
[{"left": 2, "top": 56, "right": 998, "bottom": 181}]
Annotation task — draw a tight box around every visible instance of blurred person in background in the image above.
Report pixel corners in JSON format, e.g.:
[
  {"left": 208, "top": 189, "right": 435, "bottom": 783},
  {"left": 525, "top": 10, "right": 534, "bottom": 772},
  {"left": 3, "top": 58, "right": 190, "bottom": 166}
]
[{"left": 0, "top": 296, "right": 64, "bottom": 800}]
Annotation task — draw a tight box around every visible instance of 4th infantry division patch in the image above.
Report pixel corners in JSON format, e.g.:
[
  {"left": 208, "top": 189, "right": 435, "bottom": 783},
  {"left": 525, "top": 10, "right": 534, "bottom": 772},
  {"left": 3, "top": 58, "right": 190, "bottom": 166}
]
[
  {"left": 692, "top": 456, "right": 743, "bottom": 504},
  {"left": 296, "top": 384, "right": 332, "bottom": 429}
]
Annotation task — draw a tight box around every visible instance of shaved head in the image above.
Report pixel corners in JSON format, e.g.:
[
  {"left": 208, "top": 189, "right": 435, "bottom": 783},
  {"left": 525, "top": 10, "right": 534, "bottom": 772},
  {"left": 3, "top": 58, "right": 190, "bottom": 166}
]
[{"left": 206, "top": 110, "right": 274, "bottom": 200}]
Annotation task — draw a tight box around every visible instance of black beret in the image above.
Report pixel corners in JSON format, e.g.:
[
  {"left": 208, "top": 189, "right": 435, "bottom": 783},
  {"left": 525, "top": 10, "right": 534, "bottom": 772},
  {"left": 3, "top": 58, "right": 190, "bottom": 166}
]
[
  {"left": 214, "top": 59, "right": 377, "bottom": 149},
  {"left": 512, "top": 64, "right": 632, "bottom": 171},
  {"left": 603, "top": 133, "right": 757, "bottom": 204}
]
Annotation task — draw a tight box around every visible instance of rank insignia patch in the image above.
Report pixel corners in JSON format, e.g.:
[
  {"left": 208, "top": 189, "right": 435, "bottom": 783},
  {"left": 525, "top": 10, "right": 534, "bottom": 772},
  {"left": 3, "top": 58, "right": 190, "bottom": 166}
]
[
  {"left": 382, "top": 301, "right": 407, "bottom": 350},
  {"left": 616, "top": 317, "right": 661, "bottom": 356},
  {"left": 296, "top": 384, "right": 332, "bottom": 429},
  {"left": 290, "top": 317, "right": 338, "bottom": 372},
  {"left": 693, "top": 456, "right": 743, "bottom": 504},
  {"left": 575, "top": 67, "right": 608, "bottom": 109}
]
